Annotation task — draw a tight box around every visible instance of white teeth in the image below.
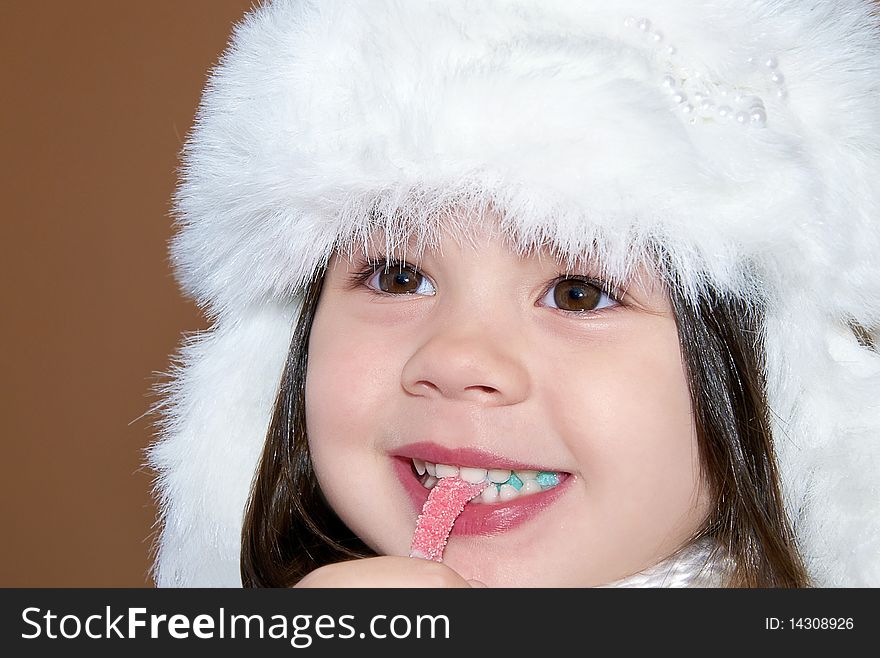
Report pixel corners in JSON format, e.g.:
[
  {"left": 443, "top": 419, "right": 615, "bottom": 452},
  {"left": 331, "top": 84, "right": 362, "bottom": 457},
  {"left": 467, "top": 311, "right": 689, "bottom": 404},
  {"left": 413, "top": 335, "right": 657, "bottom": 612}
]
[
  {"left": 488, "top": 469, "right": 511, "bottom": 484},
  {"left": 480, "top": 486, "right": 500, "bottom": 504},
  {"left": 498, "top": 484, "right": 519, "bottom": 501},
  {"left": 520, "top": 480, "right": 543, "bottom": 495},
  {"left": 413, "top": 459, "right": 563, "bottom": 503},
  {"left": 435, "top": 463, "right": 459, "bottom": 478},
  {"left": 459, "top": 466, "right": 489, "bottom": 483}
]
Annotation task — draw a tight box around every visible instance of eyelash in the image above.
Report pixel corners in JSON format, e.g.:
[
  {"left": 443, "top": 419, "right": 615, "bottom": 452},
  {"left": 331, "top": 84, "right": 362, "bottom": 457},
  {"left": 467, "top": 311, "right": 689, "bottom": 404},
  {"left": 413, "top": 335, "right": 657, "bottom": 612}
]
[
  {"left": 346, "top": 258, "right": 415, "bottom": 293},
  {"left": 346, "top": 257, "right": 624, "bottom": 312}
]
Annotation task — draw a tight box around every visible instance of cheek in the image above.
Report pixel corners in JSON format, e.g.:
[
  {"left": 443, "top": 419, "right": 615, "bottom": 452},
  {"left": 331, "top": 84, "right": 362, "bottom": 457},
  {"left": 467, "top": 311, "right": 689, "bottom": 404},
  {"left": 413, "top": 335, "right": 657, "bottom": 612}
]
[
  {"left": 545, "top": 322, "right": 708, "bottom": 540},
  {"left": 305, "top": 304, "right": 411, "bottom": 554},
  {"left": 305, "top": 300, "right": 405, "bottom": 437},
  {"left": 303, "top": 302, "right": 410, "bottom": 549}
]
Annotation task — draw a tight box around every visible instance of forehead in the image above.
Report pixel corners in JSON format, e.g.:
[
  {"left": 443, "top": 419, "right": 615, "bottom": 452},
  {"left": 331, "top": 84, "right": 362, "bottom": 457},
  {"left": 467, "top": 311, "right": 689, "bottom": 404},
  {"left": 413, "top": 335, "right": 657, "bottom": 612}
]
[
  {"left": 331, "top": 210, "right": 671, "bottom": 309},
  {"left": 335, "top": 207, "right": 662, "bottom": 286}
]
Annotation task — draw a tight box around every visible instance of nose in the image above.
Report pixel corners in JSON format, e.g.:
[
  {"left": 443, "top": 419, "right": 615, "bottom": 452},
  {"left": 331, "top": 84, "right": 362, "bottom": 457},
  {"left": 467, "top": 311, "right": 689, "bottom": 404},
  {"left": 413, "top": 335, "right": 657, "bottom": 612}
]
[{"left": 400, "top": 318, "right": 531, "bottom": 406}]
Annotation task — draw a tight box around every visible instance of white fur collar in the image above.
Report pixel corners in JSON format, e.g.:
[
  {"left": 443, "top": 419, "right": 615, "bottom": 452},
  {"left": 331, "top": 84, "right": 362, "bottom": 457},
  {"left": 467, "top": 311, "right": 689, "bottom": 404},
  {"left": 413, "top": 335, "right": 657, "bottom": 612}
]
[{"left": 601, "top": 539, "right": 727, "bottom": 588}]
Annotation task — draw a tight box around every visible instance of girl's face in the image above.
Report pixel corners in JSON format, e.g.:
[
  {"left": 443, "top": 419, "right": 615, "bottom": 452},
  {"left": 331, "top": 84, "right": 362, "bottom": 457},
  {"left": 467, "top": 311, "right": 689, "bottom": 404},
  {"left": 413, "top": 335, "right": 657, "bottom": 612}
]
[{"left": 306, "top": 219, "right": 711, "bottom": 586}]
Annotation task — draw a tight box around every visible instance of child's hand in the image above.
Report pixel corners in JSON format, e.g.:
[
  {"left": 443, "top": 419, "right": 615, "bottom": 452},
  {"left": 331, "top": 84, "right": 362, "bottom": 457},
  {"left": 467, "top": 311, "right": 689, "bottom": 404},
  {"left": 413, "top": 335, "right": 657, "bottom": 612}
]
[{"left": 293, "top": 556, "right": 487, "bottom": 588}]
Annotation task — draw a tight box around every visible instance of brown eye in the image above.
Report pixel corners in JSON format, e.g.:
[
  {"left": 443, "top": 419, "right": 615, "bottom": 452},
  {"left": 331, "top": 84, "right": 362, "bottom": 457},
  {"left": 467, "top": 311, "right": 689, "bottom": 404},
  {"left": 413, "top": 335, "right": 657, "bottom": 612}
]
[
  {"left": 541, "top": 278, "right": 615, "bottom": 312},
  {"left": 367, "top": 263, "right": 436, "bottom": 296}
]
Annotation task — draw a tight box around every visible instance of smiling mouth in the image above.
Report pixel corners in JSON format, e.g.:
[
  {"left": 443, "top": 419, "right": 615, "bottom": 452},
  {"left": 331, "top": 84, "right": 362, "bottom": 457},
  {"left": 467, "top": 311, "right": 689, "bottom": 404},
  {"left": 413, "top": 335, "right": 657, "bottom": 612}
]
[{"left": 411, "top": 458, "right": 564, "bottom": 505}]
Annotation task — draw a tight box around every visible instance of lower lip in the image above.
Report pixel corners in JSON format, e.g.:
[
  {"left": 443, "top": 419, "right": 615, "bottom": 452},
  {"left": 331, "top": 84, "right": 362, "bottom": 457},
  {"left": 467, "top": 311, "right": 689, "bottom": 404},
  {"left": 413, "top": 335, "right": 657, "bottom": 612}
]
[{"left": 392, "top": 458, "right": 570, "bottom": 536}]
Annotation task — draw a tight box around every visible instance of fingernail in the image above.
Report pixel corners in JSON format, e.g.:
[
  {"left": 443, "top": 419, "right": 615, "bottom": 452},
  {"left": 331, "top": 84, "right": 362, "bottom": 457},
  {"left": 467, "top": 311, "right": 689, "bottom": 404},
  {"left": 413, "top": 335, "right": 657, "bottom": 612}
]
[{"left": 466, "top": 578, "right": 488, "bottom": 588}]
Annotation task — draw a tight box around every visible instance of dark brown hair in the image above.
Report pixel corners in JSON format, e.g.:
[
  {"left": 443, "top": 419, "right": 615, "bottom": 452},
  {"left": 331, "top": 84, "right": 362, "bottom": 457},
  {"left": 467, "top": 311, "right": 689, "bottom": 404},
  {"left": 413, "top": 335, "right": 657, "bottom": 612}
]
[
  {"left": 241, "top": 261, "right": 810, "bottom": 587},
  {"left": 241, "top": 271, "right": 375, "bottom": 588},
  {"left": 668, "top": 282, "right": 809, "bottom": 587}
]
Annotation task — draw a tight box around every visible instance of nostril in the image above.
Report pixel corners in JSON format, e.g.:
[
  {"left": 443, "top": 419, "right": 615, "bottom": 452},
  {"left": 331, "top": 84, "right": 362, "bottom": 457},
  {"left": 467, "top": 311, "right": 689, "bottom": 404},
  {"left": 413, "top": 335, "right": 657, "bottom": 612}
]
[{"left": 465, "top": 385, "right": 499, "bottom": 395}]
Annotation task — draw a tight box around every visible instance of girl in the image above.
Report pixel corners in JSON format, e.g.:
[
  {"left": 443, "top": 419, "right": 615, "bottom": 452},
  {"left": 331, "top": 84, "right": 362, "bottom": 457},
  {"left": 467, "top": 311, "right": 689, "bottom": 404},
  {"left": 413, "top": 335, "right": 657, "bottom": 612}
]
[{"left": 150, "top": 0, "right": 880, "bottom": 587}]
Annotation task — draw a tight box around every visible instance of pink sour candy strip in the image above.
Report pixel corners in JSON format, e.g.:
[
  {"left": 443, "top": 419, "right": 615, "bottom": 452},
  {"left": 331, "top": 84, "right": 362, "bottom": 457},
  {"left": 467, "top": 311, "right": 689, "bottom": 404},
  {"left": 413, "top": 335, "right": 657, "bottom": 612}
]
[{"left": 409, "top": 477, "right": 488, "bottom": 562}]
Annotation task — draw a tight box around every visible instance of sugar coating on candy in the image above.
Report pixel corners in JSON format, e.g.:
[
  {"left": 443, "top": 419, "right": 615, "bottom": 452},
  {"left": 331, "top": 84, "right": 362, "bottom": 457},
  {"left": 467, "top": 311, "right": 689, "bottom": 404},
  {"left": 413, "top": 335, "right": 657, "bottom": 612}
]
[{"left": 409, "top": 477, "right": 488, "bottom": 562}]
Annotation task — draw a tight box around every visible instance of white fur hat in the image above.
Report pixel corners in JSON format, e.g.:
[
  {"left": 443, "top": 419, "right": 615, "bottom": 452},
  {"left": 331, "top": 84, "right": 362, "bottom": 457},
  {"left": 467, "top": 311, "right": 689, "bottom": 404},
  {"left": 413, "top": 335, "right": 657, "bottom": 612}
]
[{"left": 149, "top": 0, "right": 880, "bottom": 586}]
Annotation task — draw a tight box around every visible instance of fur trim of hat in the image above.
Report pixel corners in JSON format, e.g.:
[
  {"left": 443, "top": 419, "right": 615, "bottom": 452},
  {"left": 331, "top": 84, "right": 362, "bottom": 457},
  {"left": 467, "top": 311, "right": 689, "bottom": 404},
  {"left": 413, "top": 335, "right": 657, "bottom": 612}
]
[{"left": 149, "top": 0, "right": 880, "bottom": 586}]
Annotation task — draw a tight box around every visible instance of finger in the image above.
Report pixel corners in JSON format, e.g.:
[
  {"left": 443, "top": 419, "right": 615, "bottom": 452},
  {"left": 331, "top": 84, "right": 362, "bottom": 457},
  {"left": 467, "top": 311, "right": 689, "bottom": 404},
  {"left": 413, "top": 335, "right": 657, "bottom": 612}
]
[{"left": 295, "top": 556, "right": 473, "bottom": 588}]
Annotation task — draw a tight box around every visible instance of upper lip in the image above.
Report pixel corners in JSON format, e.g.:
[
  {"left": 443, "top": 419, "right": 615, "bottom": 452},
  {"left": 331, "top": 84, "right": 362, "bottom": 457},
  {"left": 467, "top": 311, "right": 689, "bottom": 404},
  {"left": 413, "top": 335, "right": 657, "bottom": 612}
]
[{"left": 394, "top": 441, "right": 566, "bottom": 472}]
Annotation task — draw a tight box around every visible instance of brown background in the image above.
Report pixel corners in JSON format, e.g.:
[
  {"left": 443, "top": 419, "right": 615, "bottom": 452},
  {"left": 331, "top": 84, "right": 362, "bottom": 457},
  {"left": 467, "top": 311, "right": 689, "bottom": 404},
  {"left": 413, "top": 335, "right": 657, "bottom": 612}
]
[{"left": 1, "top": 1, "right": 253, "bottom": 586}]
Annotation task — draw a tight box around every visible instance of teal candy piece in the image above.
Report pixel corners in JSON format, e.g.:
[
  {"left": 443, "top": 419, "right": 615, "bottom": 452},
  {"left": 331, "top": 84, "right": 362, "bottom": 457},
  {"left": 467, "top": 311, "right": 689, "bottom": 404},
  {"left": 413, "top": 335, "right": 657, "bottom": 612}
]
[
  {"left": 535, "top": 472, "right": 560, "bottom": 488},
  {"left": 506, "top": 473, "right": 523, "bottom": 490}
]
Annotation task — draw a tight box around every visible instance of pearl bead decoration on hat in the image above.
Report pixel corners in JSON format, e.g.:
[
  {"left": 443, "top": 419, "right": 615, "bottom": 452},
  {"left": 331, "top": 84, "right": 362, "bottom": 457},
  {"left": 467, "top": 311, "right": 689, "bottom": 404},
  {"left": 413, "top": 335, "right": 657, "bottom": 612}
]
[{"left": 622, "top": 16, "right": 788, "bottom": 128}]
